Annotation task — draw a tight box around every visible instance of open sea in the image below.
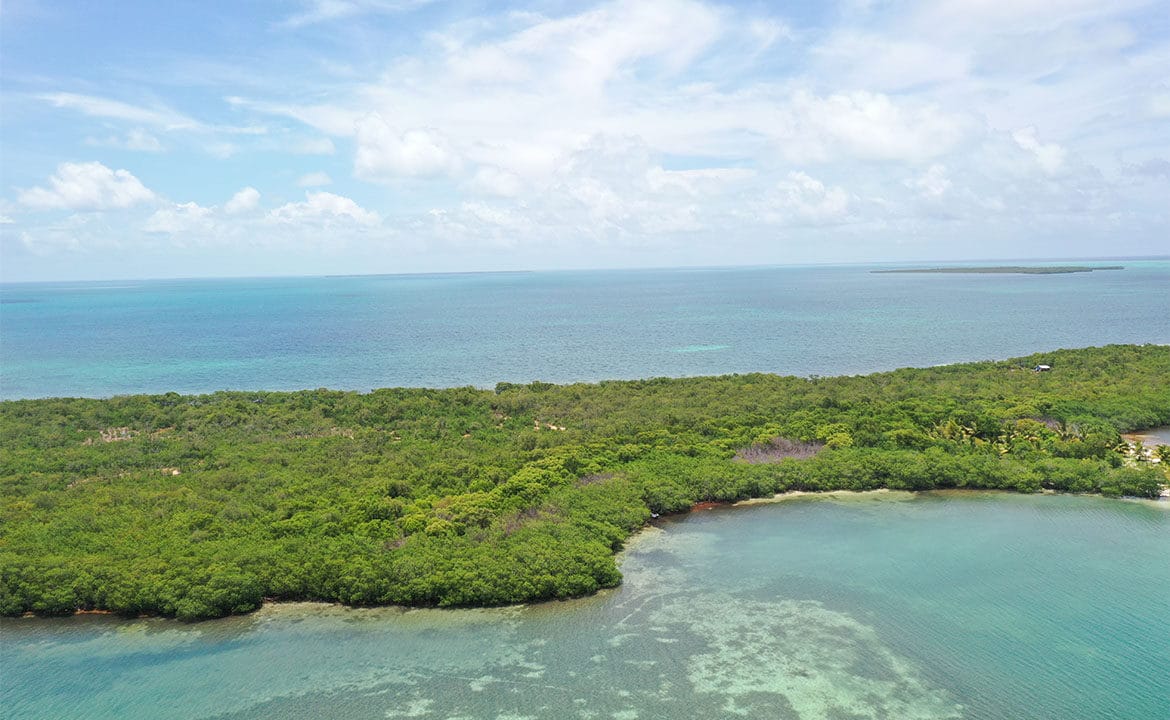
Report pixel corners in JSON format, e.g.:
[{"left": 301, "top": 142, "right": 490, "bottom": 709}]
[
  {"left": 2, "top": 260, "right": 1169, "bottom": 719},
  {"left": 2, "top": 260, "right": 1168, "bottom": 399}
]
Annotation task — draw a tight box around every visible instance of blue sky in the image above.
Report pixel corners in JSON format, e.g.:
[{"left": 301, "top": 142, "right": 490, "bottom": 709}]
[{"left": 2, "top": 0, "right": 1168, "bottom": 281}]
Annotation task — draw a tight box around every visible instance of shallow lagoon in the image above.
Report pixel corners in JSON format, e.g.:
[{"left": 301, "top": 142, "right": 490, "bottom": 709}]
[{"left": 4, "top": 492, "right": 1168, "bottom": 720}]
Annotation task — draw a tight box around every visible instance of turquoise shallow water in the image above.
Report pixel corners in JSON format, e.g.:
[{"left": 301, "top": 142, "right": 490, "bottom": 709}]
[
  {"left": 3, "top": 493, "right": 1168, "bottom": 720},
  {"left": 2, "top": 261, "right": 1169, "bottom": 399}
]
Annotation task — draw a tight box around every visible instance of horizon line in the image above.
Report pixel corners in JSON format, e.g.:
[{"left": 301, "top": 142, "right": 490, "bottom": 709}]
[{"left": 2, "top": 254, "right": 1167, "bottom": 286}]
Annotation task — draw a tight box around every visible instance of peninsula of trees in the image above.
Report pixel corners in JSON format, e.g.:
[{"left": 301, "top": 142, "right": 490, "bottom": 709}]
[{"left": 2, "top": 345, "right": 1168, "bottom": 620}]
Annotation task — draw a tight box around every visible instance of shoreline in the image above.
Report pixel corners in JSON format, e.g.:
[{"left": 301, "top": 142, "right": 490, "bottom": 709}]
[
  {"left": 733, "top": 488, "right": 906, "bottom": 505},
  {"left": 10, "top": 487, "right": 1167, "bottom": 625},
  {"left": 5, "top": 342, "right": 1170, "bottom": 404}
]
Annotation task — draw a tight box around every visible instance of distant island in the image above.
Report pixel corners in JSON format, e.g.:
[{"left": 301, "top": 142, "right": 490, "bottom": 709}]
[
  {"left": 873, "top": 266, "right": 1124, "bottom": 274},
  {"left": 2, "top": 345, "right": 1167, "bottom": 620}
]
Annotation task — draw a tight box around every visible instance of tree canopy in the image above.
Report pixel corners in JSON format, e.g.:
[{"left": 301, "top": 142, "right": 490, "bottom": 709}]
[{"left": 2, "top": 344, "right": 1167, "bottom": 620}]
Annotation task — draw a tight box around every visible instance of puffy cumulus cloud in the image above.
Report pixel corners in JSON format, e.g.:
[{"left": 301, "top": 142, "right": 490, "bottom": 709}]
[
  {"left": 9, "top": 0, "right": 1170, "bottom": 276},
  {"left": 11, "top": 213, "right": 134, "bottom": 257},
  {"left": 764, "top": 172, "right": 852, "bottom": 225},
  {"left": 646, "top": 167, "right": 756, "bottom": 196},
  {"left": 8, "top": 188, "right": 387, "bottom": 272},
  {"left": 443, "top": 201, "right": 535, "bottom": 247},
  {"left": 247, "top": 1, "right": 803, "bottom": 183},
  {"left": 18, "top": 162, "right": 156, "bottom": 211},
  {"left": 143, "top": 202, "right": 214, "bottom": 233},
  {"left": 546, "top": 136, "right": 717, "bottom": 236},
  {"left": 354, "top": 115, "right": 459, "bottom": 180},
  {"left": 268, "top": 191, "right": 380, "bottom": 226},
  {"left": 1012, "top": 127, "right": 1067, "bottom": 176},
  {"left": 225, "top": 187, "right": 261, "bottom": 214},
  {"left": 415, "top": 135, "right": 740, "bottom": 248},
  {"left": 469, "top": 166, "right": 524, "bottom": 198},
  {"left": 15, "top": 229, "right": 84, "bottom": 256},
  {"left": 236, "top": 2, "right": 992, "bottom": 206},
  {"left": 782, "top": 91, "right": 973, "bottom": 164},
  {"left": 906, "top": 165, "right": 952, "bottom": 199}
]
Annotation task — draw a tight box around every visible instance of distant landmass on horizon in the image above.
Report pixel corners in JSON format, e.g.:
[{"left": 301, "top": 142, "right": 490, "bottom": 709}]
[{"left": 872, "top": 265, "right": 1125, "bottom": 275}]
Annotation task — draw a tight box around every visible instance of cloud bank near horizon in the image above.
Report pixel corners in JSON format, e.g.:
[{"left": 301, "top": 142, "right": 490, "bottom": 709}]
[{"left": 2, "top": 0, "right": 1168, "bottom": 280}]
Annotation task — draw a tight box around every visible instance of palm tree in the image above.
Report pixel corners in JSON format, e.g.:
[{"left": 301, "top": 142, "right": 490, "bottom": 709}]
[{"left": 1155, "top": 444, "right": 1170, "bottom": 464}]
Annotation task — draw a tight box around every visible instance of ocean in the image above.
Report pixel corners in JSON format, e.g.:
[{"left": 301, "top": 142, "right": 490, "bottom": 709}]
[{"left": 2, "top": 261, "right": 1168, "bottom": 399}]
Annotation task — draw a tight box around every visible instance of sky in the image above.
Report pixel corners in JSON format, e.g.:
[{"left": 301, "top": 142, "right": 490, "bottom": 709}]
[{"left": 1, "top": 0, "right": 1168, "bottom": 281}]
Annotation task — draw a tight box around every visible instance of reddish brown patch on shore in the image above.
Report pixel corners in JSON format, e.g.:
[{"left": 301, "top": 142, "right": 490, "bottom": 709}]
[
  {"left": 734, "top": 437, "right": 824, "bottom": 463},
  {"left": 691, "top": 501, "right": 725, "bottom": 511}
]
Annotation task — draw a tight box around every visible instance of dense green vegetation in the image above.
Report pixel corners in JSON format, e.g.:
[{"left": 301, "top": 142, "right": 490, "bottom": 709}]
[{"left": 3, "top": 345, "right": 1168, "bottom": 620}]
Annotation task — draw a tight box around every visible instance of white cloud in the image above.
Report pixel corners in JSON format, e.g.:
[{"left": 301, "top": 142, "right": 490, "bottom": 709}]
[
  {"left": 1012, "top": 127, "right": 1067, "bottom": 175},
  {"left": 281, "top": 0, "right": 360, "bottom": 28},
  {"left": 85, "top": 128, "right": 165, "bottom": 152},
  {"left": 13, "top": 213, "right": 130, "bottom": 256},
  {"left": 813, "top": 32, "right": 971, "bottom": 92},
  {"left": 646, "top": 167, "right": 755, "bottom": 195},
  {"left": 297, "top": 172, "right": 333, "bottom": 187},
  {"left": 767, "top": 172, "right": 852, "bottom": 224},
  {"left": 747, "top": 18, "right": 793, "bottom": 50},
  {"left": 205, "top": 142, "right": 239, "bottom": 159},
  {"left": 37, "top": 93, "right": 266, "bottom": 158},
  {"left": 279, "top": 0, "right": 435, "bottom": 29},
  {"left": 268, "top": 191, "right": 380, "bottom": 225},
  {"left": 7, "top": 0, "right": 1170, "bottom": 275},
  {"left": 784, "top": 91, "right": 973, "bottom": 164},
  {"left": 458, "top": 201, "right": 534, "bottom": 242},
  {"left": 907, "top": 164, "right": 952, "bottom": 198},
  {"left": 18, "top": 162, "right": 156, "bottom": 211},
  {"left": 227, "top": 96, "right": 357, "bottom": 137},
  {"left": 1147, "top": 92, "right": 1170, "bottom": 118},
  {"left": 0, "top": 215, "right": 14, "bottom": 224},
  {"left": 914, "top": 0, "right": 1145, "bottom": 35},
  {"left": 439, "top": 0, "right": 722, "bottom": 91},
  {"left": 1128, "top": 158, "right": 1170, "bottom": 180},
  {"left": 38, "top": 93, "right": 200, "bottom": 131},
  {"left": 469, "top": 166, "right": 524, "bottom": 197},
  {"left": 225, "top": 187, "right": 261, "bottom": 214},
  {"left": 143, "top": 202, "right": 214, "bottom": 233},
  {"left": 293, "top": 137, "right": 336, "bottom": 155},
  {"left": 354, "top": 115, "right": 460, "bottom": 179}
]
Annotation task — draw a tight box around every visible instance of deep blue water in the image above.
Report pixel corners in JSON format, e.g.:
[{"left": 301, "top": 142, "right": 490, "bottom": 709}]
[{"left": 2, "top": 261, "right": 1168, "bottom": 399}]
